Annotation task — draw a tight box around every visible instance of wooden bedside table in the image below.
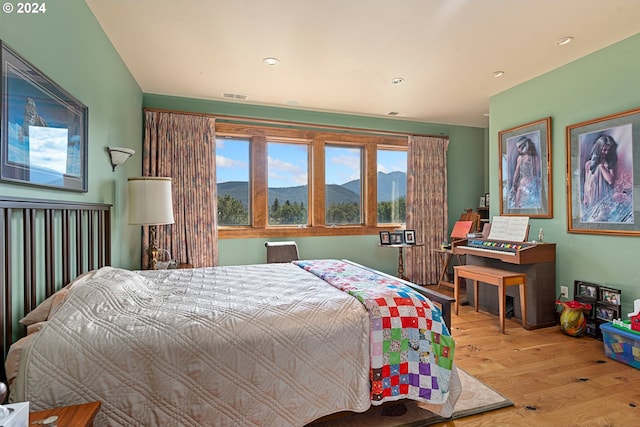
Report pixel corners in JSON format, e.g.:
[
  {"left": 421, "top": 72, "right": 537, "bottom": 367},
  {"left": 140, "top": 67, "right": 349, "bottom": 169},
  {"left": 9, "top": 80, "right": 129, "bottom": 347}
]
[{"left": 30, "top": 401, "right": 101, "bottom": 427}]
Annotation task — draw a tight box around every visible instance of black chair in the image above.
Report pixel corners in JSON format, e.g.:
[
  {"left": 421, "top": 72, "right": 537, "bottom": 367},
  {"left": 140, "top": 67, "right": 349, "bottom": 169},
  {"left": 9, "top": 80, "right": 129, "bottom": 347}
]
[{"left": 265, "top": 241, "right": 299, "bottom": 263}]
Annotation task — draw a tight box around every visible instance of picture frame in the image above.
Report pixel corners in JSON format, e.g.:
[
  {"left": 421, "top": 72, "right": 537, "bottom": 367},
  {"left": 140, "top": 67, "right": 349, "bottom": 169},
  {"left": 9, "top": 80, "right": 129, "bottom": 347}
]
[
  {"left": 389, "top": 232, "right": 404, "bottom": 245},
  {"left": 498, "top": 117, "right": 552, "bottom": 218},
  {"left": 585, "top": 319, "right": 601, "bottom": 339},
  {"left": 379, "top": 230, "right": 391, "bottom": 245},
  {"left": 0, "top": 41, "right": 88, "bottom": 192},
  {"left": 484, "top": 192, "right": 490, "bottom": 208},
  {"left": 574, "top": 296, "right": 596, "bottom": 319},
  {"left": 575, "top": 280, "right": 598, "bottom": 301},
  {"left": 598, "top": 286, "right": 621, "bottom": 306},
  {"left": 403, "top": 229, "right": 416, "bottom": 245},
  {"left": 566, "top": 108, "right": 639, "bottom": 235},
  {"left": 595, "top": 303, "right": 619, "bottom": 322}
]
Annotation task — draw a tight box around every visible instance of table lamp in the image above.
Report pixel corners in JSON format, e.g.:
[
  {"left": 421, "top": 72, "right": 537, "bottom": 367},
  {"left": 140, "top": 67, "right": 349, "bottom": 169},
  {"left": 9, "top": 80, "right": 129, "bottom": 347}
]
[{"left": 128, "top": 177, "right": 175, "bottom": 269}]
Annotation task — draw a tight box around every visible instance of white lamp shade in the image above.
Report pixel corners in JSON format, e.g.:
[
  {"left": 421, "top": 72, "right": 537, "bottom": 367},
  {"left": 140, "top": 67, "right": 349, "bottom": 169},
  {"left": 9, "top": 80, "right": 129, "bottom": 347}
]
[{"left": 128, "top": 177, "right": 175, "bottom": 225}]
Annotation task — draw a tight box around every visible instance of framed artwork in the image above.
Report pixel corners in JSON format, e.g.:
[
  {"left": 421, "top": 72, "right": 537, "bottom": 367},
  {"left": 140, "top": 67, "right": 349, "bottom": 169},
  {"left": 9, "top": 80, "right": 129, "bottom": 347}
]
[
  {"left": 599, "top": 286, "right": 621, "bottom": 306},
  {"left": 498, "top": 117, "right": 552, "bottom": 218},
  {"left": 575, "top": 280, "right": 598, "bottom": 300},
  {"left": 595, "top": 303, "right": 619, "bottom": 322},
  {"left": 389, "top": 232, "right": 404, "bottom": 245},
  {"left": 575, "top": 296, "right": 596, "bottom": 320},
  {"left": 566, "top": 108, "right": 639, "bottom": 235},
  {"left": 0, "top": 41, "right": 88, "bottom": 192},
  {"left": 403, "top": 229, "right": 416, "bottom": 245},
  {"left": 379, "top": 231, "right": 390, "bottom": 245}
]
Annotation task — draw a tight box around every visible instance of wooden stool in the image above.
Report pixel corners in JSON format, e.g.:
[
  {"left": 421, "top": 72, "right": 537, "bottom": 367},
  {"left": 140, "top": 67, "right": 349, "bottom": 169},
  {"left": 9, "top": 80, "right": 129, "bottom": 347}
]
[{"left": 454, "top": 265, "right": 527, "bottom": 333}]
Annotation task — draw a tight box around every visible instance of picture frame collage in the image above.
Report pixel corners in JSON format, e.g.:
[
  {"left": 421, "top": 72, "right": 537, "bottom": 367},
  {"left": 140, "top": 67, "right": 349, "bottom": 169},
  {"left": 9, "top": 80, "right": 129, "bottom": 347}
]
[
  {"left": 574, "top": 280, "right": 621, "bottom": 339},
  {"left": 379, "top": 229, "right": 416, "bottom": 246}
]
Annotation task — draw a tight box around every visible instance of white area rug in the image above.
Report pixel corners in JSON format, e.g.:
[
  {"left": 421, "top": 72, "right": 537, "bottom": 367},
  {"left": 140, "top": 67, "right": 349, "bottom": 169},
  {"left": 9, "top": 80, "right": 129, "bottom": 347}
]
[{"left": 307, "top": 368, "right": 513, "bottom": 427}]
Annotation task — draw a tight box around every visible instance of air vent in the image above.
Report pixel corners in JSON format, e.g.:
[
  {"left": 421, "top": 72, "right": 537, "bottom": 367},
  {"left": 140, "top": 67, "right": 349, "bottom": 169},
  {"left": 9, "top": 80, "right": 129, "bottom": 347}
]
[{"left": 221, "top": 92, "right": 248, "bottom": 100}]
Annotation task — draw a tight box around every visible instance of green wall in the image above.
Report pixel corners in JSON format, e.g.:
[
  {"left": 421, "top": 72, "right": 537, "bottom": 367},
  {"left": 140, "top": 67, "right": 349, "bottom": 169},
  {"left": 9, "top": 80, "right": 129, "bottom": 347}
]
[
  {"left": 144, "top": 94, "right": 487, "bottom": 276},
  {"left": 0, "top": 0, "right": 143, "bottom": 269},
  {"left": 490, "top": 33, "right": 640, "bottom": 316}
]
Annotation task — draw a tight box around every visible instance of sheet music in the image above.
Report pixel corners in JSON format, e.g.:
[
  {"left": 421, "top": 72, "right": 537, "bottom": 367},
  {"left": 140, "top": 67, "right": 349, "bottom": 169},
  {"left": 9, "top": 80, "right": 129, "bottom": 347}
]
[{"left": 487, "top": 216, "right": 529, "bottom": 242}]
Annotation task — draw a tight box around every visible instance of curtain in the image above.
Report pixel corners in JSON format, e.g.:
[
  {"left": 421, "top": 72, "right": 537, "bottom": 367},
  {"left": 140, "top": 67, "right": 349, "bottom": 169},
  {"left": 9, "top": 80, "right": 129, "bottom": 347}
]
[
  {"left": 405, "top": 135, "right": 449, "bottom": 285},
  {"left": 143, "top": 110, "right": 218, "bottom": 268}
]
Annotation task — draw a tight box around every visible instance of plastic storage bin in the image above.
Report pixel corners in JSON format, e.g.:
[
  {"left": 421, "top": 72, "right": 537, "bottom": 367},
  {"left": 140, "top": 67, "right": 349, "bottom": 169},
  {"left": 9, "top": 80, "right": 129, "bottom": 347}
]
[{"left": 600, "top": 322, "right": 640, "bottom": 369}]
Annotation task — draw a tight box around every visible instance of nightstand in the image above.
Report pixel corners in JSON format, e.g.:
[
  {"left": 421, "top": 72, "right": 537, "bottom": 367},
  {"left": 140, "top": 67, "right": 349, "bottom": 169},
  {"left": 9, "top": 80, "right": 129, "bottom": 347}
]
[{"left": 30, "top": 401, "right": 101, "bottom": 427}]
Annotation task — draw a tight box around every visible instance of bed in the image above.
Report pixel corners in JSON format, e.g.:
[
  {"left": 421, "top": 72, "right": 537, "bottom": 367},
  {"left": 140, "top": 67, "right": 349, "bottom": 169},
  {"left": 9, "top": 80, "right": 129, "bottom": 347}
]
[{"left": 0, "top": 197, "right": 459, "bottom": 426}]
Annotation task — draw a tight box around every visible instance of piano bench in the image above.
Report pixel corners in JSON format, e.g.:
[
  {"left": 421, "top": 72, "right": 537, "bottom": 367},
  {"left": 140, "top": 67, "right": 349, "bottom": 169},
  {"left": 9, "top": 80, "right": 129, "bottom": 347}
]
[{"left": 453, "top": 265, "right": 527, "bottom": 334}]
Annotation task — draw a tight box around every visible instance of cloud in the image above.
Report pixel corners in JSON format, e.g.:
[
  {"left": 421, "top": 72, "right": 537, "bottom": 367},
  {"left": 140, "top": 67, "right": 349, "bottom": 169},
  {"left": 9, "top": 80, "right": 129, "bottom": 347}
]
[
  {"left": 268, "top": 156, "right": 307, "bottom": 185},
  {"left": 216, "top": 155, "right": 246, "bottom": 169}
]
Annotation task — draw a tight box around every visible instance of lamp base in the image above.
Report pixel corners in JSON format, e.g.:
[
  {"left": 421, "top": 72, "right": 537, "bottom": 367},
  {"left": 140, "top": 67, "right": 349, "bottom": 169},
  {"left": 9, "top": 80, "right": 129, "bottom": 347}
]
[{"left": 147, "top": 225, "right": 159, "bottom": 270}]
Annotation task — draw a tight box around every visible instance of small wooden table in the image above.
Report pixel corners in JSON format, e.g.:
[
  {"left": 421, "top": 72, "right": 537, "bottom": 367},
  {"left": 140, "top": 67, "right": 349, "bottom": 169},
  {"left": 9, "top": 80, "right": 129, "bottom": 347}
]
[
  {"left": 454, "top": 264, "right": 527, "bottom": 334},
  {"left": 30, "top": 401, "right": 101, "bottom": 427},
  {"left": 385, "top": 243, "right": 424, "bottom": 280}
]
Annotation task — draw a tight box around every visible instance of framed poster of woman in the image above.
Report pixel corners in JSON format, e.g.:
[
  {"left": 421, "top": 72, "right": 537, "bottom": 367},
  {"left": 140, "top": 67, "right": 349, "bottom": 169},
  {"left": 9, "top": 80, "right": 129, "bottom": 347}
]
[{"left": 498, "top": 117, "right": 552, "bottom": 218}]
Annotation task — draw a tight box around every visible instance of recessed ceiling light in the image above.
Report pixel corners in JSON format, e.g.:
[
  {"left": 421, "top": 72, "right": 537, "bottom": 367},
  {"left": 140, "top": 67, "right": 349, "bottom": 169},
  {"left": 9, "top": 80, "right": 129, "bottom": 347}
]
[
  {"left": 557, "top": 36, "right": 574, "bottom": 46},
  {"left": 390, "top": 77, "right": 405, "bottom": 85},
  {"left": 492, "top": 71, "right": 505, "bottom": 78},
  {"left": 263, "top": 57, "right": 279, "bottom": 66}
]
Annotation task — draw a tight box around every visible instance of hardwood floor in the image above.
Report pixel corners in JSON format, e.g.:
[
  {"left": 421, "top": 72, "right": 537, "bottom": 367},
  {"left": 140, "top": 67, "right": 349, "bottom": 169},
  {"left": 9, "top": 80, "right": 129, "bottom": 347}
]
[{"left": 436, "top": 302, "right": 640, "bottom": 426}]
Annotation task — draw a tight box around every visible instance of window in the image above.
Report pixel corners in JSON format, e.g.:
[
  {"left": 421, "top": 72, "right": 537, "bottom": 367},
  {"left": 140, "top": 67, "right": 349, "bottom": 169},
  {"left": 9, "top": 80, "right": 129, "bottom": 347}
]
[
  {"left": 325, "top": 145, "right": 363, "bottom": 225},
  {"left": 267, "top": 141, "right": 309, "bottom": 226},
  {"left": 214, "top": 121, "right": 407, "bottom": 239},
  {"left": 377, "top": 148, "right": 407, "bottom": 224},
  {"left": 216, "top": 137, "right": 250, "bottom": 226}
]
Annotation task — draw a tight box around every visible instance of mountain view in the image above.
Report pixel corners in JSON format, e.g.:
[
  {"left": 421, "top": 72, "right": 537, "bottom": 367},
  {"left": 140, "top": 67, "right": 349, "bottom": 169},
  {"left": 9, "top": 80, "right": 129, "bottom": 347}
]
[{"left": 217, "top": 171, "right": 407, "bottom": 208}]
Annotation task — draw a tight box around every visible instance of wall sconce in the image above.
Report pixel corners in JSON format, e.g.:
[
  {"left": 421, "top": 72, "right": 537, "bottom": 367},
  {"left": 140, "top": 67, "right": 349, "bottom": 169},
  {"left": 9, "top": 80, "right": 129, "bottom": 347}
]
[
  {"left": 106, "top": 146, "right": 135, "bottom": 171},
  {"left": 128, "top": 177, "right": 175, "bottom": 270}
]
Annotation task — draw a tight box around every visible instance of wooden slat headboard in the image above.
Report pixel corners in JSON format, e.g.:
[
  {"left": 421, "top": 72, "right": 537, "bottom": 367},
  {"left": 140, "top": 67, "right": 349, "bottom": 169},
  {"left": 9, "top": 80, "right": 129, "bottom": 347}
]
[{"left": 0, "top": 196, "right": 111, "bottom": 382}]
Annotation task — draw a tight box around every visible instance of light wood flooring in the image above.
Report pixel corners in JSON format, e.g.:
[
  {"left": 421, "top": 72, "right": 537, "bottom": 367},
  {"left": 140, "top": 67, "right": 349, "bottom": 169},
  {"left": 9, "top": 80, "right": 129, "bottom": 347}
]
[{"left": 433, "top": 293, "right": 640, "bottom": 427}]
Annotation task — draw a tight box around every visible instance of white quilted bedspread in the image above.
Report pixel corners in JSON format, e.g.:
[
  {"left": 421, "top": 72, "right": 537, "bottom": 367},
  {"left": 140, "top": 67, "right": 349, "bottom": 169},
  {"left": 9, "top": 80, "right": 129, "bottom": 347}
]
[{"left": 13, "top": 264, "right": 371, "bottom": 426}]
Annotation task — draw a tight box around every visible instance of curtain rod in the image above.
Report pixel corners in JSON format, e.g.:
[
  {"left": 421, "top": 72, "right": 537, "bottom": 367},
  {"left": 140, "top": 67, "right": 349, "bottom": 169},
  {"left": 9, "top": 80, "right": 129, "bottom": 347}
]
[{"left": 143, "top": 107, "right": 448, "bottom": 139}]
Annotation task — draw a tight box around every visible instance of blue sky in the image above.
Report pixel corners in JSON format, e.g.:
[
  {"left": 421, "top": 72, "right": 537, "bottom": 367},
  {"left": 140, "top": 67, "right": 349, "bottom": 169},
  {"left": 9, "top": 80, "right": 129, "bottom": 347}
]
[{"left": 216, "top": 138, "right": 406, "bottom": 187}]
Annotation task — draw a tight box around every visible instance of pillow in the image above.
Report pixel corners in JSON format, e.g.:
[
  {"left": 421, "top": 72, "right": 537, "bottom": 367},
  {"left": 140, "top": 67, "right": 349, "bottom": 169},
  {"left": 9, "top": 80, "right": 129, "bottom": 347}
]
[
  {"left": 18, "top": 294, "right": 55, "bottom": 326},
  {"left": 47, "top": 287, "right": 71, "bottom": 320},
  {"left": 18, "top": 268, "right": 105, "bottom": 326},
  {"left": 26, "top": 321, "right": 47, "bottom": 335}
]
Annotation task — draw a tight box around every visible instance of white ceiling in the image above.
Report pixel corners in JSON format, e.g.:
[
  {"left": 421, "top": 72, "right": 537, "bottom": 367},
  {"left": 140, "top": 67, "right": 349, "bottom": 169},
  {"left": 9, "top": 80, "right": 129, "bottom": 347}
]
[{"left": 86, "top": 0, "right": 640, "bottom": 128}]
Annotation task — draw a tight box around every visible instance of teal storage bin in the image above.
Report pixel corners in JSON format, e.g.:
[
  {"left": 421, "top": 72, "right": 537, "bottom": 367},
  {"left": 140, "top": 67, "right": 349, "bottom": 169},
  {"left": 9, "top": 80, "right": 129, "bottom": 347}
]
[{"left": 600, "top": 322, "right": 640, "bottom": 369}]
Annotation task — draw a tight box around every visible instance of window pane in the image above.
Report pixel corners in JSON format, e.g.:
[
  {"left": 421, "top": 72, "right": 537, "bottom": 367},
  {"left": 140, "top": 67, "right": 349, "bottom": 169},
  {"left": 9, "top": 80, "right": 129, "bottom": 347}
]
[
  {"left": 268, "top": 142, "right": 309, "bottom": 225},
  {"left": 325, "top": 145, "right": 362, "bottom": 225},
  {"left": 216, "top": 138, "right": 250, "bottom": 226},
  {"left": 377, "top": 149, "right": 407, "bottom": 224}
]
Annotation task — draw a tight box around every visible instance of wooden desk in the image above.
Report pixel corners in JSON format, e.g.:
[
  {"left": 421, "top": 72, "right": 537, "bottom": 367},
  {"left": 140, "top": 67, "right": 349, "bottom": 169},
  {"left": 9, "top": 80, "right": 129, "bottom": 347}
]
[
  {"left": 454, "top": 264, "right": 527, "bottom": 334},
  {"left": 30, "top": 401, "right": 101, "bottom": 427}
]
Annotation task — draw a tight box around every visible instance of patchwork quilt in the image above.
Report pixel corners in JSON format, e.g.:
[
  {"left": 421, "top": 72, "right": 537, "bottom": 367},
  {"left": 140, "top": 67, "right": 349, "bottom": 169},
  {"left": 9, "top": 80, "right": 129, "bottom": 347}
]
[{"left": 295, "top": 259, "right": 456, "bottom": 406}]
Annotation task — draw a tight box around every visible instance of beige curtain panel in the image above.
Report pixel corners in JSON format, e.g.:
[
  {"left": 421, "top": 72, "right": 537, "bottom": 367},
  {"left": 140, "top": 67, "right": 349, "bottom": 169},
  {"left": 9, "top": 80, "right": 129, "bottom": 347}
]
[
  {"left": 405, "top": 135, "right": 449, "bottom": 285},
  {"left": 143, "top": 110, "right": 218, "bottom": 268}
]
